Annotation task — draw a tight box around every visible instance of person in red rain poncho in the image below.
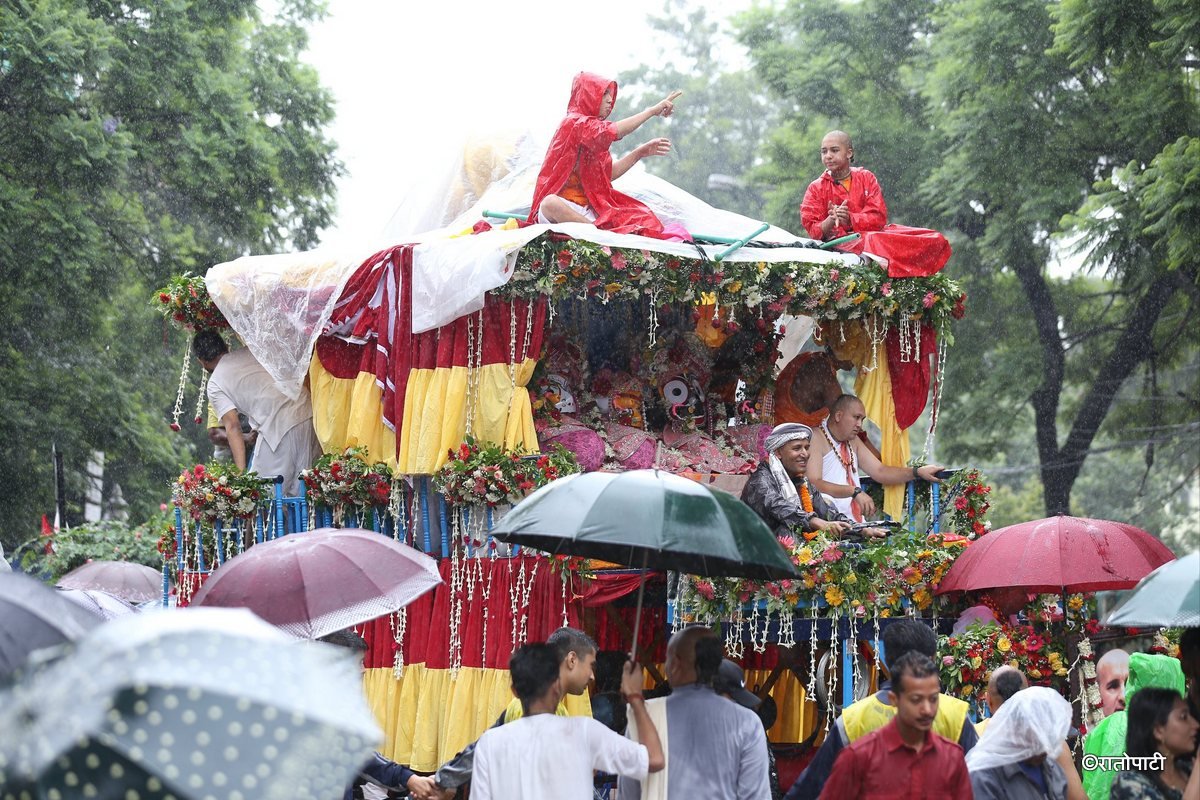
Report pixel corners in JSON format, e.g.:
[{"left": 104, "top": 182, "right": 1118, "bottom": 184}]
[
  {"left": 799, "top": 130, "right": 951, "bottom": 278},
  {"left": 529, "top": 72, "right": 682, "bottom": 239}
]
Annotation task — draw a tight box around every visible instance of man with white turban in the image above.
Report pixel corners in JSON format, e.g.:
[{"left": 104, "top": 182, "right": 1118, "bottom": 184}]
[
  {"left": 741, "top": 423, "right": 877, "bottom": 539},
  {"left": 967, "top": 686, "right": 1084, "bottom": 800}
]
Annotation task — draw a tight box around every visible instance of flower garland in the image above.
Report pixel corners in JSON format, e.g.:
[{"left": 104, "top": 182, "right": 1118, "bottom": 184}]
[
  {"left": 171, "top": 462, "right": 270, "bottom": 526},
  {"left": 433, "top": 437, "right": 580, "bottom": 507},
  {"left": 501, "top": 234, "right": 966, "bottom": 342},
  {"left": 676, "top": 530, "right": 966, "bottom": 623},
  {"left": 943, "top": 469, "right": 992, "bottom": 539},
  {"left": 300, "top": 446, "right": 393, "bottom": 526},
  {"left": 152, "top": 273, "right": 229, "bottom": 332}
]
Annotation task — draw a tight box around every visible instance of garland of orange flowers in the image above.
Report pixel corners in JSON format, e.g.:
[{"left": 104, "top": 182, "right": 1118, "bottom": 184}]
[{"left": 799, "top": 482, "right": 821, "bottom": 541}]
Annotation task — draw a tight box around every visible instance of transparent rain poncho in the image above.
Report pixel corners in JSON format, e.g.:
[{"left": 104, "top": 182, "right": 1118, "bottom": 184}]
[{"left": 965, "top": 687, "right": 1072, "bottom": 772}]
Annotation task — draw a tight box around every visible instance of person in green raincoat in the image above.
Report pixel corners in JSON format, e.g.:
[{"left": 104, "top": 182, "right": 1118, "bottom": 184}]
[{"left": 1083, "top": 653, "right": 1187, "bottom": 800}]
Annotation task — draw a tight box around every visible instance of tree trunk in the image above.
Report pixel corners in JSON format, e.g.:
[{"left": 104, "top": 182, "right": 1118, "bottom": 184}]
[{"left": 1014, "top": 253, "right": 1182, "bottom": 516}]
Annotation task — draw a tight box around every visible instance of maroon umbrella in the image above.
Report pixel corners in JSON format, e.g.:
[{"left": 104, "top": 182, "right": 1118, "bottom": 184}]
[
  {"left": 57, "top": 560, "right": 163, "bottom": 604},
  {"left": 936, "top": 515, "right": 1175, "bottom": 595},
  {"left": 190, "top": 528, "right": 441, "bottom": 639}
]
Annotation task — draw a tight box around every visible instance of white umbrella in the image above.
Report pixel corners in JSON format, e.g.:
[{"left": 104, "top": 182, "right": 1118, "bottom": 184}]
[{"left": 1103, "top": 551, "right": 1200, "bottom": 628}]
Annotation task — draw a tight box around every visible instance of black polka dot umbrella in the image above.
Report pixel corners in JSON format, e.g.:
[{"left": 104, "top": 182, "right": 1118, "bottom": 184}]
[
  {"left": 0, "top": 607, "right": 381, "bottom": 800},
  {"left": 0, "top": 572, "right": 101, "bottom": 683}
]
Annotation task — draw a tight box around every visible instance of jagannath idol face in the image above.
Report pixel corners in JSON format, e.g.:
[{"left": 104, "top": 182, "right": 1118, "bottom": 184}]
[
  {"left": 661, "top": 374, "right": 706, "bottom": 423},
  {"left": 545, "top": 374, "right": 576, "bottom": 414}
]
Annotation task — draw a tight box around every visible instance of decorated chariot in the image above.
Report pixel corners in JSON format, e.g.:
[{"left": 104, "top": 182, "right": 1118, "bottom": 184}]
[{"left": 155, "top": 142, "right": 1127, "bottom": 779}]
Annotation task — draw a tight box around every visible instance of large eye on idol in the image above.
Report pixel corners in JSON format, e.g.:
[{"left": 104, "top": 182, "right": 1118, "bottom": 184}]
[
  {"left": 550, "top": 376, "right": 576, "bottom": 413},
  {"left": 663, "top": 378, "right": 690, "bottom": 405}
]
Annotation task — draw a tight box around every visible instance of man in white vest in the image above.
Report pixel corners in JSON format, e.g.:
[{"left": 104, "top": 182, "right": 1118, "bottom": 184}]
[{"left": 808, "top": 394, "right": 944, "bottom": 521}]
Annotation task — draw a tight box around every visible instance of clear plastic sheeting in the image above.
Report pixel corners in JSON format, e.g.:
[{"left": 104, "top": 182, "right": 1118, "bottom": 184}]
[
  {"left": 206, "top": 246, "right": 382, "bottom": 399},
  {"left": 965, "top": 687, "right": 1072, "bottom": 773},
  {"left": 208, "top": 129, "right": 855, "bottom": 392}
]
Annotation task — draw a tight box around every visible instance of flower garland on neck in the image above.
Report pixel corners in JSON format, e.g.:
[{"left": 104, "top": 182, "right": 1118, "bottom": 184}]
[
  {"left": 820, "top": 419, "right": 854, "bottom": 473},
  {"left": 799, "top": 481, "right": 821, "bottom": 542}
]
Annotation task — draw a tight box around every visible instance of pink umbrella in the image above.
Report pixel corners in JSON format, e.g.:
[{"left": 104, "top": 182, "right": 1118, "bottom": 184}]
[
  {"left": 936, "top": 515, "right": 1175, "bottom": 595},
  {"left": 190, "top": 528, "right": 441, "bottom": 638},
  {"left": 57, "top": 560, "right": 163, "bottom": 604}
]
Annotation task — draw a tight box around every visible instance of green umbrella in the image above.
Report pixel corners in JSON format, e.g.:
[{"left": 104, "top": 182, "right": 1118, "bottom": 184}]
[
  {"left": 1103, "top": 551, "right": 1199, "bottom": 628},
  {"left": 492, "top": 470, "right": 798, "bottom": 659}
]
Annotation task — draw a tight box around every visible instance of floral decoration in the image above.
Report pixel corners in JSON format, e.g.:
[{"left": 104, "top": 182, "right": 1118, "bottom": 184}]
[
  {"left": 677, "top": 530, "right": 967, "bottom": 622},
  {"left": 433, "top": 436, "right": 581, "bottom": 507},
  {"left": 300, "top": 447, "right": 392, "bottom": 519},
  {"left": 502, "top": 234, "right": 966, "bottom": 341},
  {"left": 152, "top": 273, "right": 228, "bottom": 332},
  {"left": 171, "top": 461, "right": 270, "bottom": 525},
  {"left": 938, "top": 621, "right": 1071, "bottom": 703},
  {"left": 943, "top": 468, "right": 992, "bottom": 538}
]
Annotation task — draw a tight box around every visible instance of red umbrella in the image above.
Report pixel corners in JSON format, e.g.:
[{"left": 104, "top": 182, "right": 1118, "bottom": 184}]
[
  {"left": 57, "top": 560, "right": 163, "bottom": 604},
  {"left": 190, "top": 528, "right": 441, "bottom": 639},
  {"left": 935, "top": 515, "right": 1175, "bottom": 595}
]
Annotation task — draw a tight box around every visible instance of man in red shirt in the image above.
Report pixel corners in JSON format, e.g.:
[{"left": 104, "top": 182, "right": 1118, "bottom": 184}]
[{"left": 819, "top": 652, "right": 973, "bottom": 799}]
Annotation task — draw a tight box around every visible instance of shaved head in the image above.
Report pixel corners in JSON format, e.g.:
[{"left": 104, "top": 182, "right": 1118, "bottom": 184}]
[
  {"left": 666, "top": 626, "right": 717, "bottom": 687},
  {"left": 822, "top": 130, "right": 852, "bottom": 149}
]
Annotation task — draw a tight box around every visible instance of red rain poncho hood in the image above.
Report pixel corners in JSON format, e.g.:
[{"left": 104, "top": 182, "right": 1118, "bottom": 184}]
[{"left": 528, "top": 72, "right": 668, "bottom": 239}]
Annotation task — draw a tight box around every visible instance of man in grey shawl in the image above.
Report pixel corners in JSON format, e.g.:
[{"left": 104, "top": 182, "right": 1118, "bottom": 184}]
[{"left": 741, "top": 423, "right": 882, "bottom": 540}]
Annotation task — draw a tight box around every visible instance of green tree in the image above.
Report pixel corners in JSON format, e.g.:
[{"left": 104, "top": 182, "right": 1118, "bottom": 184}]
[
  {"left": 734, "top": 0, "right": 1199, "bottom": 526},
  {"left": 617, "top": 1, "right": 776, "bottom": 220},
  {"left": 0, "top": 0, "right": 342, "bottom": 553}
]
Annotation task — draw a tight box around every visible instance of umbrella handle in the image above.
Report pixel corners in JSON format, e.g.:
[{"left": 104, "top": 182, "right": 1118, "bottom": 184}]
[{"left": 629, "top": 551, "right": 649, "bottom": 664}]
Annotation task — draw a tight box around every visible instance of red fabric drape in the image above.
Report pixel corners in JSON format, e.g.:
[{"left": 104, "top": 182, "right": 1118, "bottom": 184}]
[
  {"left": 356, "top": 560, "right": 672, "bottom": 669},
  {"left": 579, "top": 571, "right": 664, "bottom": 607},
  {"left": 314, "top": 244, "right": 547, "bottom": 450},
  {"left": 885, "top": 324, "right": 938, "bottom": 430},
  {"left": 358, "top": 556, "right": 580, "bottom": 670}
]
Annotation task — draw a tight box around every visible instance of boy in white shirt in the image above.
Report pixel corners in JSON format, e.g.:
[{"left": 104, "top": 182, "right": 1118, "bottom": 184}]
[{"left": 472, "top": 643, "right": 664, "bottom": 800}]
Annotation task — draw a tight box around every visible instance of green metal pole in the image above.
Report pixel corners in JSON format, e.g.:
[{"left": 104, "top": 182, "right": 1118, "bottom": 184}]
[
  {"left": 820, "top": 232, "right": 861, "bottom": 250},
  {"left": 714, "top": 222, "right": 771, "bottom": 262}
]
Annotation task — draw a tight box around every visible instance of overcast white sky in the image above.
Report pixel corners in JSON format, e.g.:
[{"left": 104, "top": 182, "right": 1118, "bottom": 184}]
[{"left": 302, "top": 1, "right": 748, "bottom": 247}]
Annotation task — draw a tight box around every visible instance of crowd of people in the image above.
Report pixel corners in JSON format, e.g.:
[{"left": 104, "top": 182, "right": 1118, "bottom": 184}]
[{"left": 324, "top": 622, "right": 1198, "bottom": 800}]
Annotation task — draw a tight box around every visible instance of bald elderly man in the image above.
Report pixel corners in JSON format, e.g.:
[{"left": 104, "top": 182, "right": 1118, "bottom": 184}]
[
  {"left": 741, "top": 422, "right": 886, "bottom": 540},
  {"left": 976, "top": 665, "right": 1028, "bottom": 736},
  {"left": 619, "top": 626, "right": 770, "bottom": 800}
]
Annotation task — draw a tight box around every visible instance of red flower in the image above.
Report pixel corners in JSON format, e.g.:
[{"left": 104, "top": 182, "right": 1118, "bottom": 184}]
[
  {"left": 923, "top": 291, "right": 937, "bottom": 308},
  {"left": 557, "top": 249, "right": 572, "bottom": 268},
  {"left": 666, "top": 258, "right": 681, "bottom": 271},
  {"left": 688, "top": 271, "right": 702, "bottom": 283},
  {"left": 952, "top": 293, "right": 967, "bottom": 320}
]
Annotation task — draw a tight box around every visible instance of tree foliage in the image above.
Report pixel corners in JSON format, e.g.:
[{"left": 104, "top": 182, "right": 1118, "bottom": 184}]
[
  {"left": 0, "top": 0, "right": 342, "bottom": 553},
  {"left": 616, "top": 1, "right": 776, "bottom": 220},
  {"left": 731, "top": 0, "right": 1198, "bottom": 529}
]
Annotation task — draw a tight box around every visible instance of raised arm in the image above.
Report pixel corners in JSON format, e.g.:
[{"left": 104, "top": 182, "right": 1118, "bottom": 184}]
[
  {"left": 612, "top": 138, "right": 671, "bottom": 181},
  {"left": 613, "top": 91, "right": 682, "bottom": 139},
  {"left": 855, "top": 441, "right": 943, "bottom": 486},
  {"left": 622, "top": 661, "right": 665, "bottom": 772}
]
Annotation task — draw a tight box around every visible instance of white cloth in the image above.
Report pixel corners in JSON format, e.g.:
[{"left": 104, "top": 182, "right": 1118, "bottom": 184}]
[
  {"left": 472, "top": 714, "right": 649, "bottom": 800},
  {"left": 966, "top": 687, "right": 1072, "bottom": 773},
  {"left": 536, "top": 197, "right": 597, "bottom": 224},
  {"left": 626, "top": 698, "right": 669, "bottom": 800},
  {"left": 207, "top": 348, "right": 320, "bottom": 495},
  {"left": 819, "top": 419, "right": 861, "bottom": 518}
]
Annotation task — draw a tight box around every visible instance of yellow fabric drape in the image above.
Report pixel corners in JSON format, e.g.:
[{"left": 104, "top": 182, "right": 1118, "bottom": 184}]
[
  {"left": 364, "top": 664, "right": 592, "bottom": 771},
  {"left": 309, "top": 357, "right": 398, "bottom": 465},
  {"left": 855, "top": 344, "right": 910, "bottom": 520},
  {"left": 309, "top": 353, "right": 540, "bottom": 474}
]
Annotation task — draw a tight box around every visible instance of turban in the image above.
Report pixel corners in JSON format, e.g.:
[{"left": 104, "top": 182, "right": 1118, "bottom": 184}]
[{"left": 764, "top": 423, "right": 812, "bottom": 455}]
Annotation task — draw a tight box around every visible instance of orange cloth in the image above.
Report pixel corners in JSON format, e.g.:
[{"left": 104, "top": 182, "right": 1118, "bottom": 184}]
[{"left": 560, "top": 171, "right": 588, "bottom": 206}]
